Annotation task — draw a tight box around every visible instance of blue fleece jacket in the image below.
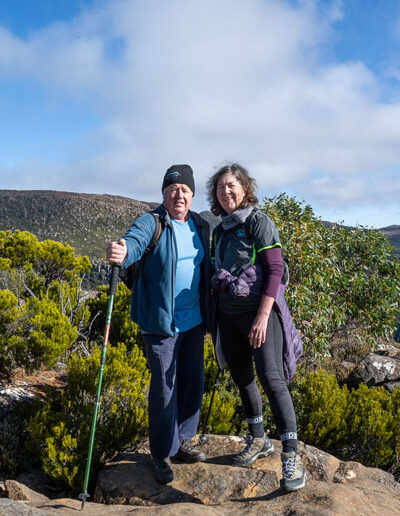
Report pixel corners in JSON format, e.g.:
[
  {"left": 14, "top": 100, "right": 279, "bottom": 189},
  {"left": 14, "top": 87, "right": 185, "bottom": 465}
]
[{"left": 121, "top": 204, "right": 211, "bottom": 337}]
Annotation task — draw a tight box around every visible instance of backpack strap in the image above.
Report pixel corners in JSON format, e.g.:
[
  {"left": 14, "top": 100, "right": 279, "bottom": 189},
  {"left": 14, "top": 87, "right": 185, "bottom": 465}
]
[
  {"left": 118, "top": 210, "right": 164, "bottom": 290},
  {"left": 244, "top": 207, "right": 289, "bottom": 285},
  {"left": 143, "top": 212, "right": 163, "bottom": 255},
  {"left": 244, "top": 208, "right": 259, "bottom": 266},
  {"left": 212, "top": 223, "right": 222, "bottom": 256},
  {"left": 137, "top": 211, "right": 164, "bottom": 277},
  {"left": 244, "top": 207, "right": 259, "bottom": 237}
]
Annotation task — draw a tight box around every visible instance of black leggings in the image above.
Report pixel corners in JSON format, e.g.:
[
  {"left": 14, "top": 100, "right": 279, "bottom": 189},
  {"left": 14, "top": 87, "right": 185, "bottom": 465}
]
[{"left": 219, "top": 308, "right": 297, "bottom": 439}]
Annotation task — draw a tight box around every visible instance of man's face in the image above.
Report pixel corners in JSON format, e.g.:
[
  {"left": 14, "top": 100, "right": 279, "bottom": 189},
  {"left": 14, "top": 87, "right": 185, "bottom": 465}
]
[{"left": 163, "top": 183, "right": 193, "bottom": 221}]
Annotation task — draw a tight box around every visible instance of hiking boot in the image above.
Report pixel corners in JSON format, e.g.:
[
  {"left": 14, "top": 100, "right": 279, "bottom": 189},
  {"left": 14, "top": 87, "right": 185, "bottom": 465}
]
[
  {"left": 232, "top": 434, "right": 275, "bottom": 467},
  {"left": 173, "top": 439, "right": 206, "bottom": 463},
  {"left": 151, "top": 456, "right": 174, "bottom": 484},
  {"left": 280, "top": 451, "right": 307, "bottom": 493}
]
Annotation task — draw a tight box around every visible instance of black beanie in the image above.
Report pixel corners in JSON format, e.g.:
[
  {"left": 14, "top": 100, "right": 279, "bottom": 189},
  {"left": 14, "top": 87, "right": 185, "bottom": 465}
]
[{"left": 162, "top": 164, "right": 195, "bottom": 195}]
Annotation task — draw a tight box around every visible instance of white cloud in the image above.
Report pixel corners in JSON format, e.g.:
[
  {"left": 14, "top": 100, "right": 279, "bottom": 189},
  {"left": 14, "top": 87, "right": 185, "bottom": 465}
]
[{"left": 0, "top": 0, "right": 400, "bottom": 226}]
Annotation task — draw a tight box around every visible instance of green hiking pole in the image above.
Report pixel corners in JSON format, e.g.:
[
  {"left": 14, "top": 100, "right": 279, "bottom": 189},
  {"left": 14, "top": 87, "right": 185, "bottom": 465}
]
[{"left": 79, "top": 264, "right": 120, "bottom": 511}]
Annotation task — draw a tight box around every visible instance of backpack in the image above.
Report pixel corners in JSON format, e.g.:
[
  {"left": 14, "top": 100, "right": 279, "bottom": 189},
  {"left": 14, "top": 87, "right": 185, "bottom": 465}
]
[
  {"left": 213, "top": 208, "right": 290, "bottom": 285},
  {"left": 118, "top": 211, "right": 164, "bottom": 290},
  {"left": 244, "top": 208, "right": 290, "bottom": 286}
]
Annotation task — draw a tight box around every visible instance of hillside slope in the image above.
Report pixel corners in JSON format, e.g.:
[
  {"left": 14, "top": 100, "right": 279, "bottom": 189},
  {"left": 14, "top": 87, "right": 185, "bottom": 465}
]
[
  {"left": 0, "top": 190, "right": 156, "bottom": 260},
  {"left": 381, "top": 225, "right": 400, "bottom": 254},
  {"left": 0, "top": 190, "right": 399, "bottom": 258}
]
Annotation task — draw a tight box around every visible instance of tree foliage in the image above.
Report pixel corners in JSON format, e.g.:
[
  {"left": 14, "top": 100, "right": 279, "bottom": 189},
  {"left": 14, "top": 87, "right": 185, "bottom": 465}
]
[{"left": 262, "top": 194, "right": 400, "bottom": 359}]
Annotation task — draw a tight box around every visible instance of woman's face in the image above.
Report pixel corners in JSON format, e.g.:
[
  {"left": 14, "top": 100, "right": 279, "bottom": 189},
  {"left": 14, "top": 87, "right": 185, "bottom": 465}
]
[{"left": 216, "top": 172, "right": 246, "bottom": 214}]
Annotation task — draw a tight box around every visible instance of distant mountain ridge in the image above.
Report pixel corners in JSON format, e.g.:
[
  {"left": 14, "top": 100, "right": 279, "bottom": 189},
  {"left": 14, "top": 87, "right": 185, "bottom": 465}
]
[
  {"left": 0, "top": 190, "right": 399, "bottom": 258},
  {"left": 0, "top": 189, "right": 157, "bottom": 260}
]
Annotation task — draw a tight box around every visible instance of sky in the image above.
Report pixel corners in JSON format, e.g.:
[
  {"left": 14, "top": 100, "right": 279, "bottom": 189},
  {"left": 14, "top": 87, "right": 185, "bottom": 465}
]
[{"left": 0, "top": 0, "right": 400, "bottom": 229}]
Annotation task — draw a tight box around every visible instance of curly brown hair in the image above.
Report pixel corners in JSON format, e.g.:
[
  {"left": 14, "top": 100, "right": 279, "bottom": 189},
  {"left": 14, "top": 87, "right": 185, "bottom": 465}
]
[{"left": 207, "top": 163, "right": 258, "bottom": 216}]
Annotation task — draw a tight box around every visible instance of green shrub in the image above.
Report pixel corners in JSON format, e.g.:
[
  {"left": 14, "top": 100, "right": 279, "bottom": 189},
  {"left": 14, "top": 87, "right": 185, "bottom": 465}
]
[
  {"left": 0, "top": 291, "right": 77, "bottom": 374},
  {"left": 0, "top": 230, "right": 92, "bottom": 349},
  {"left": 0, "top": 230, "right": 91, "bottom": 289},
  {"left": 295, "top": 369, "right": 349, "bottom": 449},
  {"left": 293, "top": 369, "right": 400, "bottom": 470},
  {"left": 0, "top": 290, "right": 19, "bottom": 372},
  {"left": 200, "top": 389, "right": 238, "bottom": 435},
  {"left": 346, "top": 383, "right": 399, "bottom": 467},
  {"left": 0, "top": 414, "right": 24, "bottom": 475},
  {"left": 88, "top": 283, "right": 143, "bottom": 352},
  {"left": 200, "top": 336, "right": 243, "bottom": 436},
  {"left": 28, "top": 342, "right": 150, "bottom": 492}
]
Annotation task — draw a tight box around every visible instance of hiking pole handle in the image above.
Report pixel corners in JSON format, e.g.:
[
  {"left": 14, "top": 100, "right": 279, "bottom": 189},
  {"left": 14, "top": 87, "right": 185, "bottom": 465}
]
[{"left": 109, "top": 264, "right": 120, "bottom": 295}]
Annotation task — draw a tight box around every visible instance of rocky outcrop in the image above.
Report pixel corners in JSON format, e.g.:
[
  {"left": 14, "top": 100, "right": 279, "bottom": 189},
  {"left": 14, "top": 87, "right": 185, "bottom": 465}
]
[
  {"left": 4, "top": 480, "right": 49, "bottom": 504},
  {"left": 347, "top": 347, "right": 400, "bottom": 391},
  {"left": 92, "top": 435, "right": 400, "bottom": 515},
  {"left": 0, "top": 368, "right": 66, "bottom": 417},
  {"left": 0, "top": 499, "right": 49, "bottom": 516},
  {"left": 86, "top": 259, "right": 112, "bottom": 290},
  {"left": 1, "top": 434, "right": 400, "bottom": 515}
]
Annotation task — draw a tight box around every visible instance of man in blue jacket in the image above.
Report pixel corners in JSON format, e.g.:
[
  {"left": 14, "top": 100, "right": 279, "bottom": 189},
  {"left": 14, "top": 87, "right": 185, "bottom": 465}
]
[{"left": 107, "top": 164, "right": 210, "bottom": 484}]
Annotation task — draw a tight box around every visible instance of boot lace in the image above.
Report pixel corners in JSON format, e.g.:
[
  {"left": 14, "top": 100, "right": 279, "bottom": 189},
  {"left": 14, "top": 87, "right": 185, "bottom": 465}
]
[
  {"left": 238, "top": 435, "right": 258, "bottom": 459},
  {"left": 180, "top": 439, "right": 194, "bottom": 451},
  {"left": 282, "top": 455, "right": 297, "bottom": 479}
]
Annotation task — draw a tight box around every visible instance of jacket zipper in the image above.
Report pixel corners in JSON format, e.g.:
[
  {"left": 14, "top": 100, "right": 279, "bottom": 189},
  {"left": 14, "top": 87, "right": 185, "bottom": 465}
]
[{"left": 171, "top": 219, "right": 177, "bottom": 334}]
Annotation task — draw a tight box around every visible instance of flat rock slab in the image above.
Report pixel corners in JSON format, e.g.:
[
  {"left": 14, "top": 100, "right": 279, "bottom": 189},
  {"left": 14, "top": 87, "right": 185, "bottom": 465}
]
[
  {"left": 5, "top": 481, "right": 400, "bottom": 516},
  {"left": 20, "top": 499, "right": 226, "bottom": 516},
  {"left": 94, "top": 434, "right": 400, "bottom": 512},
  {"left": 3, "top": 435, "right": 400, "bottom": 516},
  {"left": 0, "top": 498, "right": 49, "bottom": 516},
  {"left": 94, "top": 435, "right": 279, "bottom": 506}
]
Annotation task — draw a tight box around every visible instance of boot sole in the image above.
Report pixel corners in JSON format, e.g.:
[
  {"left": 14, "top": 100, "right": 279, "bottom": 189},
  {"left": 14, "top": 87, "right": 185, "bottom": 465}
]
[
  {"left": 155, "top": 473, "right": 174, "bottom": 484},
  {"left": 172, "top": 455, "right": 206, "bottom": 463},
  {"left": 172, "top": 451, "right": 206, "bottom": 463}
]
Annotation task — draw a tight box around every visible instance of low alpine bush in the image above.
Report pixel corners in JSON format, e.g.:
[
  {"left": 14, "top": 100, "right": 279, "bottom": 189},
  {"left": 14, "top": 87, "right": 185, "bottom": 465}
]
[
  {"left": 294, "top": 369, "right": 400, "bottom": 471},
  {"left": 28, "top": 342, "right": 150, "bottom": 492}
]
